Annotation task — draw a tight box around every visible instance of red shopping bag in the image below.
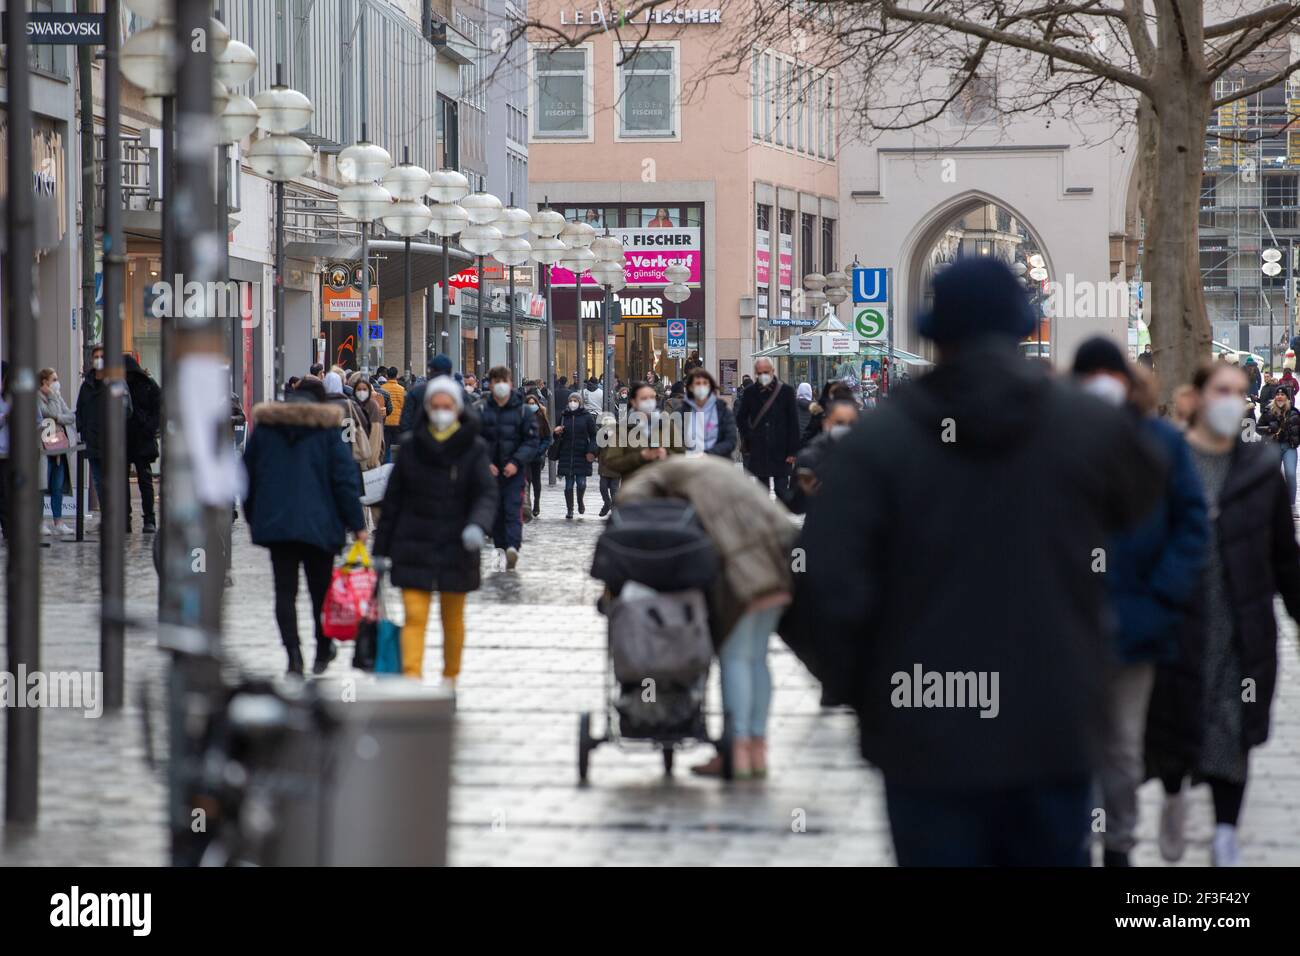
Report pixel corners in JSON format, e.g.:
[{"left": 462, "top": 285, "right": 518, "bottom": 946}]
[{"left": 321, "top": 541, "right": 379, "bottom": 641}]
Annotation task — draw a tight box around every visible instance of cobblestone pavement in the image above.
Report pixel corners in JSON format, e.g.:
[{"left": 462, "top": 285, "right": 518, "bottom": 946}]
[{"left": 2, "top": 479, "right": 1299, "bottom": 866}]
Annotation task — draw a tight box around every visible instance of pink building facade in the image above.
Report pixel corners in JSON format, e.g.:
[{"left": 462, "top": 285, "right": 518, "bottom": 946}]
[{"left": 527, "top": 1, "right": 839, "bottom": 390}]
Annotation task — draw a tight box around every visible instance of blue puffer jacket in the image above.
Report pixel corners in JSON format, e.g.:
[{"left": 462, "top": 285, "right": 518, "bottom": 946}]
[
  {"left": 478, "top": 387, "right": 540, "bottom": 470},
  {"left": 1106, "top": 415, "right": 1210, "bottom": 664},
  {"left": 242, "top": 399, "right": 365, "bottom": 554}
]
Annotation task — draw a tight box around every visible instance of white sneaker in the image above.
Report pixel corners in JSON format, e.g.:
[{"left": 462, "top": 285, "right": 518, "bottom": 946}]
[
  {"left": 55, "top": 521, "right": 74, "bottom": 538},
  {"left": 506, "top": 546, "right": 519, "bottom": 570},
  {"left": 1211, "top": 824, "right": 1241, "bottom": 867},
  {"left": 40, "top": 523, "right": 52, "bottom": 536},
  {"left": 1159, "top": 791, "right": 1188, "bottom": 862}
]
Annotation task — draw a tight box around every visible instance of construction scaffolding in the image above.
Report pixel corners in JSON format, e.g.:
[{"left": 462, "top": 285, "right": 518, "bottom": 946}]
[{"left": 1200, "top": 74, "right": 1300, "bottom": 365}]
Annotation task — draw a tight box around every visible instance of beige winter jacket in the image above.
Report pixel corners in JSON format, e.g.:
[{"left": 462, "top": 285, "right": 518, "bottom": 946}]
[{"left": 616, "top": 455, "right": 797, "bottom": 641}]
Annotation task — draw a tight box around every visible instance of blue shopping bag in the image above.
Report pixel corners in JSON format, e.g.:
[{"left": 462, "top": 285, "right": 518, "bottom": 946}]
[{"left": 374, "top": 620, "right": 402, "bottom": 674}]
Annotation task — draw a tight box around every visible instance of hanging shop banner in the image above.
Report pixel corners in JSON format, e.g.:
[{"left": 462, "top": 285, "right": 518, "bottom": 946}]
[
  {"left": 778, "top": 232, "right": 793, "bottom": 290},
  {"left": 756, "top": 228, "right": 771, "bottom": 286},
  {"left": 321, "top": 262, "right": 378, "bottom": 322},
  {"left": 550, "top": 227, "right": 701, "bottom": 287}
]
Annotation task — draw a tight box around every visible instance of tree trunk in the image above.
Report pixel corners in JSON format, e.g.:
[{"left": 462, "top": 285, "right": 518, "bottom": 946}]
[{"left": 1143, "top": 4, "right": 1212, "bottom": 403}]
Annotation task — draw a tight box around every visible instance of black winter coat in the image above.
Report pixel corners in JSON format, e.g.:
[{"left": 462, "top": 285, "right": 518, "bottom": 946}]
[
  {"left": 791, "top": 340, "right": 1166, "bottom": 790},
  {"left": 552, "top": 406, "right": 597, "bottom": 477},
  {"left": 735, "top": 379, "right": 800, "bottom": 473},
  {"left": 479, "top": 389, "right": 540, "bottom": 470},
  {"left": 373, "top": 415, "right": 497, "bottom": 593},
  {"left": 242, "top": 401, "right": 365, "bottom": 554},
  {"left": 74, "top": 373, "right": 132, "bottom": 460},
  {"left": 1257, "top": 405, "right": 1300, "bottom": 449},
  {"left": 1145, "top": 439, "right": 1300, "bottom": 776},
  {"left": 123, "top": 355, "right": 161, "bottom": 462}
]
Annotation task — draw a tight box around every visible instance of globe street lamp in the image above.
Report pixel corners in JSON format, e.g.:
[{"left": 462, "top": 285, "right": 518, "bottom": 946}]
[
  {"left": 531, "top": 203, "right": 567, "bottom": 431},
  {"left": 336, "top": 136, "right": 391, "bottom": 376},
  {"left": 591, "top": 231, "right": 626, "bottom": 410},
  {"left": 495, "top": 202, "right": 533, "bottom": 382},
  {"left": 560, "top": 220, "right": 596, "bottom": 384},
  {"left": 382, "top": 150, "right": 432, "bottom": 376},
  {"left": 460, "top": 192, "right": 504, "bottom": 377},
  {"left": 427, "top": 169, "right": 470, "bottom": 368}
]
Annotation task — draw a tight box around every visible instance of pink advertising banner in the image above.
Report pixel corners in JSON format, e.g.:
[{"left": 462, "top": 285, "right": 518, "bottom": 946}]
[
  {"left": 756, "top": 228, "right": 771, "bottom": 286},
  {"left": 551, "top": 226, "right": 701, "bottom": 287},
  {"left": 778, "top": 232, "right": 793, "bottom": 290}
]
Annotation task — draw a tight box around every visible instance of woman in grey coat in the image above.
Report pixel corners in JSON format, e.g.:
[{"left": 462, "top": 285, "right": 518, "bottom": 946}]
[{"left": 38, "top": 367, "right": 78, "bottom": 537}]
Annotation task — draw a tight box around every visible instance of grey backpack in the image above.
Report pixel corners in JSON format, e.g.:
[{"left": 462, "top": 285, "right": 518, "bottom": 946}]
[{"left": 609, "top": 589, "right": 712, "bottom": 685}]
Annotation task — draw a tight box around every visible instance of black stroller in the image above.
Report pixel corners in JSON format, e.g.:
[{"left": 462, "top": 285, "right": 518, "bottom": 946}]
[{"left": 580, "top": 498, "right": 734, "bottom": 781}]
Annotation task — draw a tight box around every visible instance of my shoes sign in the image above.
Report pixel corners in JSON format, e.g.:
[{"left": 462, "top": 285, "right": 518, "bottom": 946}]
[{"left": 1, "top": 13, "right": 106, "bottom": 45}]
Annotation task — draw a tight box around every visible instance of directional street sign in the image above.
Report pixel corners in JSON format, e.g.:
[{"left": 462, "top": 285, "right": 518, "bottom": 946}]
[{"left": 852, "top": 267, "right": 889, "bottom": 303}]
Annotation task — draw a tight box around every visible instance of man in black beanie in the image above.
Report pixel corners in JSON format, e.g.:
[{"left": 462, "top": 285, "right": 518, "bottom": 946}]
[{"left": 795, "top": 257, "right": 1166, "bottom": 866}]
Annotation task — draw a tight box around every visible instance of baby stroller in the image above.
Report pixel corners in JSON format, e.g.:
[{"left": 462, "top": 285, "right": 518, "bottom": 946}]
[{"left": 581, "top": 498, "right": 732, "bottom": 781}]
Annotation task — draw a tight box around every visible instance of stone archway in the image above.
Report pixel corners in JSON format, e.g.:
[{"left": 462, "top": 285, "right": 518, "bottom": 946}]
[{"left": 899, "top": 190, "right": 1056, "bottom": 356}]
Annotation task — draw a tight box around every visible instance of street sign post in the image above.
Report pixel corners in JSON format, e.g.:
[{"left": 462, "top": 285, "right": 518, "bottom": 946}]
[
  {"left": 852, "top": 267, "right": 889, "bottom": 303},
  {"left": 667, "top": 317, "right": 687, "bottom": 358},
  {"left": 853, "top": 305, "right": 888, "bottom": 340}
]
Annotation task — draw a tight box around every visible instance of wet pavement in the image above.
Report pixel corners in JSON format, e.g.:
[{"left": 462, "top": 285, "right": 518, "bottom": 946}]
[{"left": 2, "top": 478, "right": 1299, "bottom": 865}]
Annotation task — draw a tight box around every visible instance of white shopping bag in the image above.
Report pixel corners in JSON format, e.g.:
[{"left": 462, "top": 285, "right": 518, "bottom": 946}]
[{"left": 360, "top": 463, "right": 393, "bottom": 505}]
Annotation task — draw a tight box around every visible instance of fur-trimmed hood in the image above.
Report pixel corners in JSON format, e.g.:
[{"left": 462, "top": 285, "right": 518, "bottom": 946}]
[{"left": 252, "top": 401, "right": 344, "bottom": 429}]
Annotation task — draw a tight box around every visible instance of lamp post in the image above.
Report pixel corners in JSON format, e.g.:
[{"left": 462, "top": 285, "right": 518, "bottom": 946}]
[
  {"left": 427, "top": 170, "right": 470, "bottom": 370},
  {"left": 495, "top": 202, "right": 533, "bottom": 383},
  {"left": 337, "top": 138, "right": 392, "bottom": 373},
  {"left": 460, "top": 192, "right": 504, "bottom": 377},
  {"left": 559, "top": 220, "right": 596, "bottom": 384},
  {"left": 663, "top": 261, "right": 692, "bottom": 384},
  {"left": 215, "top": 30, "right": 259, "bottom": 402},
  {"left": 531, "top": 203, "right": 567, "bottom": 437},
  {"left": 383, "top": 150, "right": 433, "bottom": 377},
  {"left": 591, "top": 231, "right": 627, "bottom": 411},
  {"left": 249, "top": 70, "right": 314, "bottom": 396},
  {"left": 802, "top": 272, "right": 828, "bottom": 384}
]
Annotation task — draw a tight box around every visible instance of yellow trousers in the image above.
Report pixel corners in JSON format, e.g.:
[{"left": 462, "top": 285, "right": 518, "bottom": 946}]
[{"left": 400, "top": 590, "right": 467, "bottom": 679}]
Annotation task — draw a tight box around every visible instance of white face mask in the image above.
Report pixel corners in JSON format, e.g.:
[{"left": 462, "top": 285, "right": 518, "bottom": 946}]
[
  {"left": 568, "top": 401, "right": 580, "bottom": 411},
  {"left": 1204, "top": 395, "right": 1246, "bottom": 439},
  {"left": 355, "top": 390, "right": 370, "bottom": 403},
  {"left": 692, "top": 385, "right": 711, "bottom": 402},
  {"left": 829, "top": 424, "right": 852, "bottom": 439},
  {"left": 50, "top": 380, "right": 61, "bottom": 395},
  {"left": 93, "top": 357, "right": 104, "bottom": 371},
  {"left": 492, "top": 382, "right": 511, "bottom": 400},
  {"left": 1081, "top": 375, "right": 1127, "bottom": 407},
  {"left": 637, "top": 399, "right": 657, "bottom": 414},
  {"left": 756, "top": 372, "right": 773, "bottom": 387},
  {"left": 430, "top": 408, "right": 457, "bottom": 430}
]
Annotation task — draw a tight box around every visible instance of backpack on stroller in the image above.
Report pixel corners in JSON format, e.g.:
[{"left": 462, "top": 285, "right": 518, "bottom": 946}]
[{"left": 579, "top": 499, "right": 733, "bottom": 781}]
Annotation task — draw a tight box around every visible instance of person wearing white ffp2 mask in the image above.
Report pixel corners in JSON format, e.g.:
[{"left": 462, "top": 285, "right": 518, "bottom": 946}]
[{"left": 1152, "top": 359, "right": 1300, "bottom": 869}]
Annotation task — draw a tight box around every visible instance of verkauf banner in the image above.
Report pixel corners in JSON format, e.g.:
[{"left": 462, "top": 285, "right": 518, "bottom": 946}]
[{"left": 551, "top": 227, "right": 701, "bottom": 287}]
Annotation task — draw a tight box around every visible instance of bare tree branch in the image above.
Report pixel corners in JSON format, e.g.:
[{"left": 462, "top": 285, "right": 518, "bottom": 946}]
[{"left": 879, "top": 0, "right": 1153, "bottom": 93}]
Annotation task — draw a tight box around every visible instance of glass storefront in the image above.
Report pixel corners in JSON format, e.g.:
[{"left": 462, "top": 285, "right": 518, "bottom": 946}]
[{"left": 551, "top": 202, "right": 705, "bottom": 385}]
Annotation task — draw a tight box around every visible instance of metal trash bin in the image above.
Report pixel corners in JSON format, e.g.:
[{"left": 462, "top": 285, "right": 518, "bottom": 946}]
[{"left": 267, "top": 679, "right": 455, "bottom": 866}]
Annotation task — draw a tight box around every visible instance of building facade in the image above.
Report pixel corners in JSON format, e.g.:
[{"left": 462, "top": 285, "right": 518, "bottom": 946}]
[{"left": 526, "top": 0, "right": 838, "bottom": 389}]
